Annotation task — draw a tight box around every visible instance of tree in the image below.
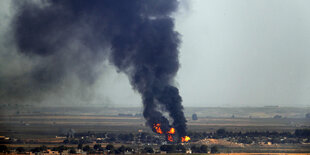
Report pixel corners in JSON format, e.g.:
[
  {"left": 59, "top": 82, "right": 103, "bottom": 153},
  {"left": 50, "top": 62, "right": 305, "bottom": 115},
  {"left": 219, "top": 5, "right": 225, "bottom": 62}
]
[
  {"left": 31, "top": 147, "right": 41, "bottom": 153},
  {"left": 142, "top": 146, "right": 154, "bottom": 153},
  {"left": 106, "top": 144, "right": 114, "bottom": 152},
  {"left": 190, "top": 145, "right": 200, "bottom": 153},
  {"left": 192, "top": 113, "right": 198, "bottom": 120},
  {"left": 31, "top": 145, "right": 47, "bottom": 153},
  {"left": 160, "top": 145, "right": 176, "bottom": 153},
  {"left": 98, "top": 147, "right": 104, "bottom": 152},
  {"left": 211, "top": 146, "right": 219, "bottom": 153},
  {"left": 55, "top": 145, "right": 68, "bottom": 153},
  {"left": 295, "top": 129, "right": 310, "bottom": 137},
  {"left": 107, "top": 133, "right": 117, "bottom": 142},
  {"left": 117, "top": 145, "right": 126, "bottom": 154},
  {"left": 176, "top": 144, "right": 186, "bottom": 153},
  {"left": 118, "top": 133, "right": 134, "bottom": 142},
  {"left": 40, "top": 145, "right": 47, "bottom": 151},
  {"left": 82, "top": 145, "right": 91, "bottom": 152},
  {"left": 69, "top": 149, "right": 77, "bottom": 154},
  {"left": 200, "top": 145, "right": 208, "bottom": 153},
  {"left": 0, "top": 145, "right": 9, "bottom": 153},
  {"left": 70, "top": 139, "right": 79, "bottom": 144},
  {"left": 94, "top": 144, "right": 102, "bottom": 150},
  {"left": 16, "top": 147, "right": 25, "bottom": 153},
  {"left": 77, "top": 143, "right": 83, "bottom": 150},
  {"left": 216, "top": 128, "right": 226, "bottom": 135},
  {"left": 125, "top": 147, "right": 133, "bottom": 153}
]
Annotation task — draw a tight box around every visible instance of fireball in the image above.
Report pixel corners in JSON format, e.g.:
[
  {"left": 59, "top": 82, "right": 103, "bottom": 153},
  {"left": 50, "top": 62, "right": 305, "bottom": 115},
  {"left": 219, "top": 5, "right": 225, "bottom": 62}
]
[
  {"left": 167, "top": 127, "right": 175, "bottom": 134},
  {"left": 153, "top": 123, "right": 163, "bottom": 134},
  {"left": 167, "top": 134, "right": 173, "bottom": 142},
  {"left": 181, "top": 136, "right": 191, "bottom": 142}
]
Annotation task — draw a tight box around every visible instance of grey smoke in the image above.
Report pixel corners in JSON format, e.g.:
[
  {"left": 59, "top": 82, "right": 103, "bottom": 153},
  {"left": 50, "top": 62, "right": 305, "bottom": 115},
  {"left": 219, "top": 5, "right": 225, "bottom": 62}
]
[{"left": 1, "top": 0, "right": 188, "bottom": 138}]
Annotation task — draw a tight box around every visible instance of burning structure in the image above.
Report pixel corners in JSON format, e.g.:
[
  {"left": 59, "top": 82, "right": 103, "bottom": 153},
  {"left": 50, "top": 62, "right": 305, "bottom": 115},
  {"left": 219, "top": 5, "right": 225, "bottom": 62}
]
[
  {"left": 153, "top": 123, "right": 190, "bottom": 142},
  {"left": 10, "top": 0, "right": 190, "bottom": 142}
]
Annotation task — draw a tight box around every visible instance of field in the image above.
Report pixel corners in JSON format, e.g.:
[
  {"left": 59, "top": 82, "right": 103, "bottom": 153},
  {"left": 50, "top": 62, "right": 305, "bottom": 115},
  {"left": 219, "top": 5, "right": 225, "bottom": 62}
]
[
  {"left": 0, "top": 106, "right": 309, "bottom": 153},
  {"left": 1, "top": 114, "right": 309, "bottom": 138}
]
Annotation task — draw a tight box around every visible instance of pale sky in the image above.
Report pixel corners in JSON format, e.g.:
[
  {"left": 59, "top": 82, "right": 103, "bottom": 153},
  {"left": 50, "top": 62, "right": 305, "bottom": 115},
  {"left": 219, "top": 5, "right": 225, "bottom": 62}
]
[
  {"left": 177, "top": 0, "right": 310, "bottom": 107},
  {"left": 104, "top": 0, "right": 310, "bottom": 107}
]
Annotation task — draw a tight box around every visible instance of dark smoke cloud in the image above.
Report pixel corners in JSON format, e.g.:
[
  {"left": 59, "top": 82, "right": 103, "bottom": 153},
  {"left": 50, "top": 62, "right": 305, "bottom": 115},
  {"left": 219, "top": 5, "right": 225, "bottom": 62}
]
[{"left": 6, "top": 0, "right": 187, "bottom": 138}]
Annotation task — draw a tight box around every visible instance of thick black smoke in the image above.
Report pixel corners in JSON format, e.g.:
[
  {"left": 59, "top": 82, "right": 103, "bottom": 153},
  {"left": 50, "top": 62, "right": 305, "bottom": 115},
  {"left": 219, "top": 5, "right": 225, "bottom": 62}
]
[{"left": 11, "top": 0, "right": 187, "bottom": 138}]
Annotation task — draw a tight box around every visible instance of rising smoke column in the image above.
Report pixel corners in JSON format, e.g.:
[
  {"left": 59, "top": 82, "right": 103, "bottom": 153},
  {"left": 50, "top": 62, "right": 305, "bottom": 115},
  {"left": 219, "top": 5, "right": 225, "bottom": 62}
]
[{"left": 12, "top": 0, "right": 187, "bottom": 138}]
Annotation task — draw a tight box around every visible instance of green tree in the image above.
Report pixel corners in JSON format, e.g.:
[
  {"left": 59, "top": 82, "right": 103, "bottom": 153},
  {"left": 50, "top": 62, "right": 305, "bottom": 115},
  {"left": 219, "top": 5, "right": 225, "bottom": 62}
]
[
  {"left": 94, "top": 144, "right": 102, "bottom": 150},
  {"left": 117, "top": 145, "right": 126, "bottom": 154},
  {"left": 200, "top": 145, "right": 208, "bottom": 153},
  {"left": 106, "top": 144, "right": 115, "bottom": 153},
  {"left": 143, "top": 146, "right": 154, "bottom": 153},
  {"left": 55, "top": 145, "right": 68, "bottom": 153},
  {"left": 77, "top": 143, "right": 83, "bottom": 150},
  {"left": 106, "top": 144, "right": 114, "bottom": 150},
  {"left": 211, "top": 146, "right": 219, "bottom": 153},
  {"left": 31, "top": 145, "right": 48, "bottom": 153},
  {"left": 295, "top": 129, "right": 310, "bottom": 137},
  {"left": 107, "top": 133, "right": 117, "bottom": 142},
  {"left": 176, "top": 144, "right": 186, "bottom": 153},
  {"left": 216, "top": 128, "right": 226, "bottom": 135},
  {"left": 40, "top": 145, "right": 47, "bottom": 151},
  {"left": 69, "top": 148, "right": 77, "bottom": 154},
  {"left": 125, "top": 147, "right": 133, "bottom": 152},
  {"left": 160, "top": 145, "right": 176, "bottom": 153},
  {"left": 190, "top": 145, "right": 200, "bottom": 153},
  {"left": 118, "top": 133, "right": 134, "bottom": 142},
  {"left": 82, "top": 145, "right": 91, "bottom": 152},
  {"left": 0, "top": 145, "right": 9, "bottom": 153},
  {"left": 16, "top": 147, "right": 25, "bottom": 153},
  {"left": 31, "top": 147, "right": 41, "bottom": 153}
]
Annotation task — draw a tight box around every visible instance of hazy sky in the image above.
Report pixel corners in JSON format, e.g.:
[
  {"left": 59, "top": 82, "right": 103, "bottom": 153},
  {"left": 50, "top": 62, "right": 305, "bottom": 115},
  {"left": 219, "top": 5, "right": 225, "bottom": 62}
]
[
  {"left": 1, "top": 0, "right": 310, "bottom": 107},
  {"left": 177, "top": 0, "right": 310, "bottom": 107},
  {"left": 101, "top": 0, "right": 310, "bottom": 107}
]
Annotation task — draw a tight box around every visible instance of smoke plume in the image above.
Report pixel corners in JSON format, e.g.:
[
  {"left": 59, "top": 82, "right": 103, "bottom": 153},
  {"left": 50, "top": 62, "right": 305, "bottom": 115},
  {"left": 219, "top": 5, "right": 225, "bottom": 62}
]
[{"left": 7, "top": 0, "right": 187, "bottom": 138}]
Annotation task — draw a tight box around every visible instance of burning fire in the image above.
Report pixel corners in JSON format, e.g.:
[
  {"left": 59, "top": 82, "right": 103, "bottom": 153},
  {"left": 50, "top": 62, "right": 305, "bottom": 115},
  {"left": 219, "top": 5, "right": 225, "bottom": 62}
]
[
  {"left": 167, "top": 127, "right": 175, "bottom": 134},
  {"left": 167, "top": 134, "right": 173, "bottom": 142},
  {"left": 153, "top": 123, "right": 163, "bottom": 134},
  {"left": 166, "top": 127, "right": 175, "bottom": 142},
  {"left": 153, "top": 123, "right": 189, "bottom": 142},
  {"left": 181, "top": 136, "right": 191, "bottom": 142}
]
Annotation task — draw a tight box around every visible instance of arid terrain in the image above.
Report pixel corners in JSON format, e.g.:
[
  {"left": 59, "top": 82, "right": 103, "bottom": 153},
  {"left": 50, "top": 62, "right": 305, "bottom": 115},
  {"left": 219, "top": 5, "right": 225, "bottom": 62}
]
[{"left": 0, "top": 106, "right": 309, "bottom": 153}]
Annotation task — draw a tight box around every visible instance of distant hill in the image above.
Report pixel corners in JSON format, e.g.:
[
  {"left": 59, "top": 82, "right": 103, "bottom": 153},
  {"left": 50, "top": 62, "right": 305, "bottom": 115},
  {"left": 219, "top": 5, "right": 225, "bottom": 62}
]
[{"left": 1, "top": 104, "right": 309, "bottom": 118}]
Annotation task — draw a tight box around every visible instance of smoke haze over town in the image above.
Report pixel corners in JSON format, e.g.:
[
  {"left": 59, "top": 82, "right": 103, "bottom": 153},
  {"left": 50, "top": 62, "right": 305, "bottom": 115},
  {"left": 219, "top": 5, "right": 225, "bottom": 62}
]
[
  {"left": 0, "top": 1, "right": 310, "bottom": 154},
  {"left": 0, "top": 0, "right": 310, "bottom": 109}
]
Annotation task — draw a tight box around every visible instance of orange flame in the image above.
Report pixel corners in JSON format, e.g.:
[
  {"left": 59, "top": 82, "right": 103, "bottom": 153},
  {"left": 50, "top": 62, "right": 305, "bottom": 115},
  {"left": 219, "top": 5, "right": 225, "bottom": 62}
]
[
  {"left": 153, "top": 124, "right": 177, "bottom": 142},
  {"left": 153, "top": 123, "right": 163, "bottom": 134},
  {"left": 167, "top": 127, "right": 175, "bottom": 134},
  {"left": 167, "top": 134, "right": 173, "bottom": 142},
  {"left": 181, "top": 136, "right": 191, "bottom": 142}
]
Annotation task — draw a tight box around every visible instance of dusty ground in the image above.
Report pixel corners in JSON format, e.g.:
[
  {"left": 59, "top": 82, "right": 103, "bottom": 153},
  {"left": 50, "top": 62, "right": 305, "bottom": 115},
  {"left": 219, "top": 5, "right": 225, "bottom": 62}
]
[
  {"left": 1, "top": 114, "right": 309, "bottom": 138},
  {"left": 0, "top": 112, "right": 309, "bottom": 153}
]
